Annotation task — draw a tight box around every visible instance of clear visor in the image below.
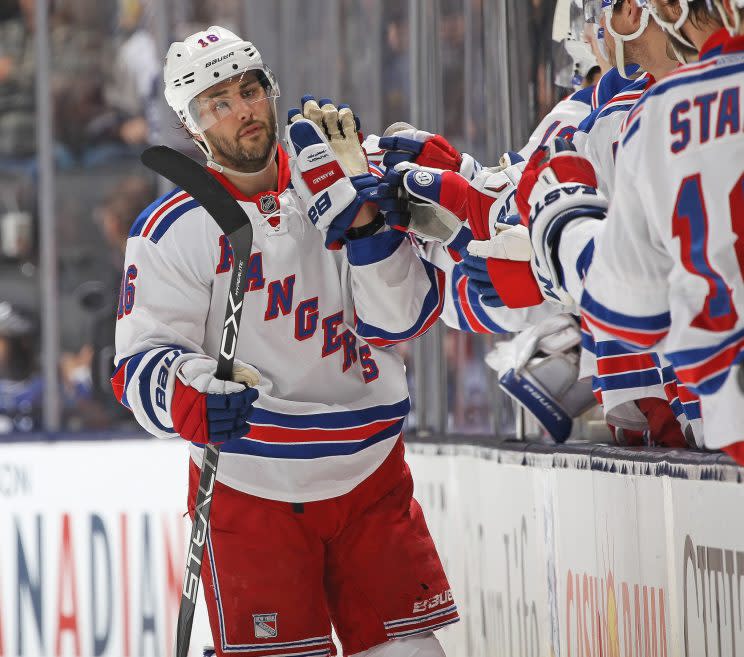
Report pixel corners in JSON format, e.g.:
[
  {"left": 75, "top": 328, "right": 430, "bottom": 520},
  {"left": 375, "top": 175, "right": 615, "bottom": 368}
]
[{"left": 188, "top": 68, "right": 280, "bottom": 133}]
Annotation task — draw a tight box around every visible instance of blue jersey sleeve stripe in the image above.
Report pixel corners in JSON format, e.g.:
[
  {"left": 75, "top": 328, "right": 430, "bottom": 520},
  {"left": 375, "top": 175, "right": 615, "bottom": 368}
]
[
  {"left": 354, "top": 262, "right": 444, "bottom": 343},
  {"left": 466, "top": 281, "right": 507, "bottom": 334},
  {"left": 129, "top": 188, "right": 182, "bottom": 238},
  {"left": 581, "top": 289, "right": 670, "bottom": 331},
  {"left": 150, "top": 199, "right": 201, "bottom": 244},
  {"left": 595, "top": 340, "right": 653, "bottom": 358},
  {"left": 597, "top": 369, "right": 662, "bottom": 392},
  {"left": 346, "top": 230, "right": 406, "bottom": 266},
  {"left": 665, "top": 326, "right": 744, "bottom": 368},
  {"left": 137, "top": 348, "right": 178, "bottom": 435}
]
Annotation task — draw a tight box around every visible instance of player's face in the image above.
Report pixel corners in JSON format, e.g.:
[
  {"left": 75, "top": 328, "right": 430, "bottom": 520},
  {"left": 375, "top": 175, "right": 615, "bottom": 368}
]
[{"left": 192, "top": 72, "right": 277, "bottom": 173}]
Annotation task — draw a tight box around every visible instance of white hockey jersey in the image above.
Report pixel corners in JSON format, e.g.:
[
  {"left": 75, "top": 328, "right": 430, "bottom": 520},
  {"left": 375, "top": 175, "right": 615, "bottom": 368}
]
[
  {"left": 518, "top": 86, "right": 594, "bottom": 160},
  {"left": 579, "top": 30, "right": 744, "bottom": 450},
  {"left": 574, "top": 73, "right": 654, "bottom": 198},
  {"left": 112, "top": 147, "right": 445, "bottom": 501},
  {"left": 562, "top": 73, "right": 676, "bottom": 423},
  {"left": 423, "top": 236, "right": 560, "bottom": 334}
]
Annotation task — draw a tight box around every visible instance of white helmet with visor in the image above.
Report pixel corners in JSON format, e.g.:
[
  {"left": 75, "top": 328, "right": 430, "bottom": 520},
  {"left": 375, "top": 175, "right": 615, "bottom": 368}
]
[
  {"left": 554, "top": 0, "right": 599, "bottom": 89},
  {"left": 163, "top": 26, "right": 280, "bottom": 175}
]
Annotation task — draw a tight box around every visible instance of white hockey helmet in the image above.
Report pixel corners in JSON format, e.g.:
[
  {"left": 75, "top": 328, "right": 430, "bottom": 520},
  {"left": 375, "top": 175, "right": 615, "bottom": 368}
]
[
  {"left": 585, "top": 0, "right": 650, "bottom": 79},
  {"left": 164, "top": 26, "right": 280, "bottom": 170},
  {"left": 553, "top": 0, "right": 598, "bottom": 89}
]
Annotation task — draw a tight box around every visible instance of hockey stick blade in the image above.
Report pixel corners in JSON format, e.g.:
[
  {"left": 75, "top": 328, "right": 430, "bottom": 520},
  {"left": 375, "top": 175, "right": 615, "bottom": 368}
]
[{"left": 141, "top": 145, "right": 254, "bottom": 657}]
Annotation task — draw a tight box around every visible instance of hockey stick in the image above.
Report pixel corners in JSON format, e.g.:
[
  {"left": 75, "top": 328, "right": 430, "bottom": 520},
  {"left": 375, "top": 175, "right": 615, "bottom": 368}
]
[{"left": 141, "top": 145, "right": 254, "bottom": 657}]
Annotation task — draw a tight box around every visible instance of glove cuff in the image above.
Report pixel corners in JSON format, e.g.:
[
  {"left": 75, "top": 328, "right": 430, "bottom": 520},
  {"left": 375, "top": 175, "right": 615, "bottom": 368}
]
[{"left": 459, "top": 152, "right": 482, "bottom": 181}]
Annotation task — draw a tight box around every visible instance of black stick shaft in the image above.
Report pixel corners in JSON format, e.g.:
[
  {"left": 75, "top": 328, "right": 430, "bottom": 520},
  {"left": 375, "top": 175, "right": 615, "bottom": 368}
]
[
  {"left": 140, "top": 146, "right": 254, "bottom": 657},
  {"left": 174, "top": 239, "right": 251, "bottom": 657}
]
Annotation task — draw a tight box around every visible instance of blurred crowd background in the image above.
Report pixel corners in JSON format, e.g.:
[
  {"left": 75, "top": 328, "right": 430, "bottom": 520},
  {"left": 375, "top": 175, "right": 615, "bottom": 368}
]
[{"left": 0, "top": 0, "right": 575, "bottom": 438}]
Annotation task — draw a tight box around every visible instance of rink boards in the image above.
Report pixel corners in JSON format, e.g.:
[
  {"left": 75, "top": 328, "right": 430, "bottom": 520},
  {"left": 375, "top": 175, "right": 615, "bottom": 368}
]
[
  {"left": 0, "top": 437, "right": 742, "bottom": 657},
  {"left": 409, "top": 441, "right": 744, "bottom": 657}
]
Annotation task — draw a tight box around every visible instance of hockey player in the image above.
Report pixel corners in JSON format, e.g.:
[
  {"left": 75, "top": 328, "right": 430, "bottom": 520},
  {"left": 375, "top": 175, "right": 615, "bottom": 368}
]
[
  {"left": 514, "top": 0, "right": 744, "bottom": 463},
  {"left": 112, "top": 26, "right": 457, "bottom": 657},
  {"left": 562, "top": 0, "right": 687, "bottom": 445},
  {"left": 575, "top": 0, "right": 678, "bottom": 196}
]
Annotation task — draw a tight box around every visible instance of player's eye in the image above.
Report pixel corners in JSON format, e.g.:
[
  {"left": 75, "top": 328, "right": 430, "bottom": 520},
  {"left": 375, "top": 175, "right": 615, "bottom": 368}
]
[
  {"left": 242, "top": 86, "right": 261, "bottom": 100},
  {"left": 212, "top": 99, "right": 231, "bottom": 113}
]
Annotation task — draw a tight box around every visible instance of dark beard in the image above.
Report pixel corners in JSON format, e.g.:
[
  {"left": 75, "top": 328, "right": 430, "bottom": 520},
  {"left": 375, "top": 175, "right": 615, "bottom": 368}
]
[{"left": 207, "top": 121, "right": 277, "bottom": 173}]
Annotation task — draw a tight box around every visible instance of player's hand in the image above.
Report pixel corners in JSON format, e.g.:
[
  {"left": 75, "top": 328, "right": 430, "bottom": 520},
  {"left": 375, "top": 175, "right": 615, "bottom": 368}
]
[
  {"left": 515, "top": 138, "right": 608, "bottom": 307},
  {"left": 374, "top": 162, "right": 469, "bottom": 244},
  {"left": 467, "top": 152, "right": 525, "bottom": 241},
  {"left": 286, "top": 96, "right": 378, "bottom": 249},
  {"left": 464, "top": 156, "right": 545, "bottom": 308},
  {"left": 171, "top": 358, "right": 260, "bottom": 445},
  {"left": 460, "top": 253, "right": 504, "bottom": 307},
  {"left": 378, "top": 124, "right": 481, "bottom": 180},
  {"left": 289, "top": 96, "right": 368, "bottom": 176}
]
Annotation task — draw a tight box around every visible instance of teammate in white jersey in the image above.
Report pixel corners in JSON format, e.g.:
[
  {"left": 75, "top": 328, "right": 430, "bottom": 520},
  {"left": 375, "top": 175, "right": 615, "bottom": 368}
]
[
  {"left": 514, "top": 0, "right": 744, "bottom": 464},
  {"left": 562, "top": 0, "right": 688, "bottom": 446},
  {"left": 113, "top": 26, "right": 457, "bottom": 657}
]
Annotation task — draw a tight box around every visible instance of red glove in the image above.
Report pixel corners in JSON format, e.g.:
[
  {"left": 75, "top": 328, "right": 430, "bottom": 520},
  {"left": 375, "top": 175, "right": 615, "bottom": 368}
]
[
  {"left": 465, "top": 157, "right": 544, "bottom": 308},
  {"left": 516, "top": 143, "right": 599, "bottom": 226},
  {"left": 171, "top": 359, "right": 260, "bottom": 445},
  {"left": 378, "top": 128, "right": 463, "bottom": 172}
]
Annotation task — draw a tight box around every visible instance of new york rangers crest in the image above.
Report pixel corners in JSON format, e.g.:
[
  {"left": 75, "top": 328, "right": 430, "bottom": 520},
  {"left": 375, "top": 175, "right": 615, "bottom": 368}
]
[
  {"left": 253, "top": 613, "right": 278, "bottom": 638},
  {"left": 259, "top": 194, "right": 278, "bottom": 215}
]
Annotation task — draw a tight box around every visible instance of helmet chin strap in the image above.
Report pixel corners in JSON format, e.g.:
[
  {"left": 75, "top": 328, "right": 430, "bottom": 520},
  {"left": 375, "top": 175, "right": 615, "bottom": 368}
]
[
  {"left": 194, "top": 128, "right": 279, "bottom": 179},
  {"left": 604, "top": 7, "right": 650, "bottom": 79},
  {"left": 205, "top": 151, "right": 277, "bottom": 178}
]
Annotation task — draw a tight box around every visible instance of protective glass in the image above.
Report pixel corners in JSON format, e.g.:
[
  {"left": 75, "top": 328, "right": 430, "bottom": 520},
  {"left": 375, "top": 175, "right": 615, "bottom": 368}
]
[
  {"left": 188, "top": 68, "right": 280, "bottom": 132},
  {"left": 584, "top": 0, "right": 604, "bottom": 23}
]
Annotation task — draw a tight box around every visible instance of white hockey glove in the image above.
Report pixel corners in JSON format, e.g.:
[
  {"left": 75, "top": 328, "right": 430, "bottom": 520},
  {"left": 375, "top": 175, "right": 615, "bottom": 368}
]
[
  {"left": 486, "top": 315, "right": 596, "bottom": 443},
  {"left": 515, "top": 139, "right": 608, "bottom": 308},
  {"left": 286, "top": 96, "right": 378, "bottom": 249},
  {"left": 289, "top": 96, "right": 369, "bottom": 175}
]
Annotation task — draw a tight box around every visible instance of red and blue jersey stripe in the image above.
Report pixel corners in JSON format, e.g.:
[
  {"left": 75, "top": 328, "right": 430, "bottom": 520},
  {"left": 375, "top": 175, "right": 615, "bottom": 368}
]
[
  {"left": 581, "top": 289, "right": 670, "bottom": 350},
  {"left": 450, "top": 264, "right": 506, "bottom": 334},
  {"left": 665, "top": 327, "right": 744, "bottom": 395},
  {"left": 354, "top": 261, "right": 445, "bottom": 347},
  {"left": 594, "top": 341, "right": 661, "bottom": 393},
  {"left": 129, "top": 188, "right": 200, "bottom": 244},
  {"left": 199, "top": 398, "right": 411, "bottom": 459}
]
